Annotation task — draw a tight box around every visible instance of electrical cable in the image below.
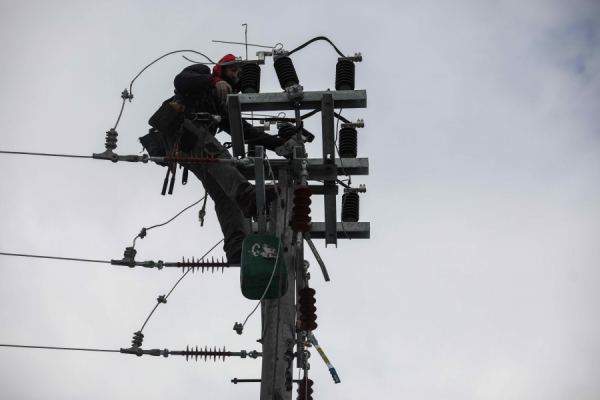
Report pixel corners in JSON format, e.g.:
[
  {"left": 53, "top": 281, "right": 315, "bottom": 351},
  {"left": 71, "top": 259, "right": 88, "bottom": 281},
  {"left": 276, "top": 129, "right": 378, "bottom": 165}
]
[
  {"left": 0, "top": 150, "right": 92, "bottom": 159},
  {"left": 129, "top": 50, "right": 215, "bottom": 97},
  {"left": 0, "top": 252, "right": 110, "bottom": 264},
  {"left": 288, "top": 36, "right": 345, "bottom": 57},
  {"left": 132, "top": 195, "right": 207, "bottom": 248},
  {"left": 139, "top": 238, "right": 223, "bottom": 333},
  {"left": 0, "top": 344, "right": 119, "bottom": 353},
  {"left": 334, "top": 111, "right": 351, "bottom": 124}
]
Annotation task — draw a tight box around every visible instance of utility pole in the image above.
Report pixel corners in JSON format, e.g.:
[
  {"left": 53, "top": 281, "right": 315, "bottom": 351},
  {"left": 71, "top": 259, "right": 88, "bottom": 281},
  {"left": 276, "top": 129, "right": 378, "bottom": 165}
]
[{"left": 228, "top": 51, "right": 369, "bottom": 400}]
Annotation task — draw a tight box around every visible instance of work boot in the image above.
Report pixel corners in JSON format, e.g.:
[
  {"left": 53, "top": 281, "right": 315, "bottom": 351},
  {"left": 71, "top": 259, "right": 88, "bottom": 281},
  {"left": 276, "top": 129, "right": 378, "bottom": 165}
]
[{"left": 242, "top": 186, "right": 281, "bottom": 218}]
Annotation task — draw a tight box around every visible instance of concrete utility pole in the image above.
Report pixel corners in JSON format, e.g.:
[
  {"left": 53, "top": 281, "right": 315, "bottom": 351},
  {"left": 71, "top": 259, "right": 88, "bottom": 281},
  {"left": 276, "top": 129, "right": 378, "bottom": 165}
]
[{"left": 230, "top": 85, "right": 369, "bottom": 400}]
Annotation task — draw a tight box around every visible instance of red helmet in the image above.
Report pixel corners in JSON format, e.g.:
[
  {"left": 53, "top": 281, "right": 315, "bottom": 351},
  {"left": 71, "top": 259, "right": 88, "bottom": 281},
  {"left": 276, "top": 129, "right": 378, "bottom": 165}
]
[{"left": 212, "top": 54, "right": 237, "bottom": 77}]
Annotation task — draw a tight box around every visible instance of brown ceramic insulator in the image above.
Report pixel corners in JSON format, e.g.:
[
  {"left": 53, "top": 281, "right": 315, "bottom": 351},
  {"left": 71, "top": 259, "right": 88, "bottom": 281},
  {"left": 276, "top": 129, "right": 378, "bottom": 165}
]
[
  {"left": 298, "top": 287, "right": 317, "bottom": 331},
  {"left": 291, "top": 186, "right": 313, "bottom": 233},
  {"left": 296, "top": 378, "right": 314, "bottom": 400}
]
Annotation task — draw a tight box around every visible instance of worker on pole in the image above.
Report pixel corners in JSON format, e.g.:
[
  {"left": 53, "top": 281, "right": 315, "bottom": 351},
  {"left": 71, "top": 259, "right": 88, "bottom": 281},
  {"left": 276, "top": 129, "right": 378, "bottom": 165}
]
[{"left": 145, "top": 55, "right": 282, "bottom": 263}]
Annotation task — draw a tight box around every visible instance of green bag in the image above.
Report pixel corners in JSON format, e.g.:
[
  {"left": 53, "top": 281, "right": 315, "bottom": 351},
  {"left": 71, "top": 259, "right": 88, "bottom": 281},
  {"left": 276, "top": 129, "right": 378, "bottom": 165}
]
[{"left": 240, "top": 234, "right": 288, "bottom": 300}]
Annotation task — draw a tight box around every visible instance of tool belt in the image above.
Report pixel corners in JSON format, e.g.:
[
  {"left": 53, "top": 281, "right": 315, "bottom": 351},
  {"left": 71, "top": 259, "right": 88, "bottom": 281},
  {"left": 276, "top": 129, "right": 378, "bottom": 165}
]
[{"left": 140, "top": 98, "right": 202, "bottom": 163}]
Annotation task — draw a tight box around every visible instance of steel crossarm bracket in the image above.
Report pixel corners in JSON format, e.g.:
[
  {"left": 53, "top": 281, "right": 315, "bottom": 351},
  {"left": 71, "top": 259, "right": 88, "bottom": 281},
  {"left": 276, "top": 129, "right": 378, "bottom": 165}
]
[
  {"left": 227, "top": 95, "right": 246, "bottom": 158},
  {"left": 235, "top": 90, "right": 367, "bottom": 112},
  {"left": 251, "top": 222, "right": 370, "bottom": 239},
  {"left": 237, "top": 158, "right": 368, "bottom": 180}
]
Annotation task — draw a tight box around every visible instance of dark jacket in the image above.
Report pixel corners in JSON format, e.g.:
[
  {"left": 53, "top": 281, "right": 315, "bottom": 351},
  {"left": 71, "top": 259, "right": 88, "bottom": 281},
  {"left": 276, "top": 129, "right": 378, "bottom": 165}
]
[{"left": 172, "top": 63, "right": 282, "bottom": 150}]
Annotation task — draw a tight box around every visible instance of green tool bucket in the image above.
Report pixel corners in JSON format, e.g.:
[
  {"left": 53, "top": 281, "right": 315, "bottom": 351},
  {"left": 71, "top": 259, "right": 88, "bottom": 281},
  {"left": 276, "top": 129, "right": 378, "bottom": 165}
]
[{"left": 240, "top": 234, "right": 288, "bottom": 300}]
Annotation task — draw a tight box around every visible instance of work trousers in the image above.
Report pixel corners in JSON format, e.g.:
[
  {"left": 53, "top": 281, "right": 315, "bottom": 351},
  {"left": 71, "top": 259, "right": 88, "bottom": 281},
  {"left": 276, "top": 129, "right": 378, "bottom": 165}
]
[{"left": 180, "top": 118, "right": 252, "bottom": 260}]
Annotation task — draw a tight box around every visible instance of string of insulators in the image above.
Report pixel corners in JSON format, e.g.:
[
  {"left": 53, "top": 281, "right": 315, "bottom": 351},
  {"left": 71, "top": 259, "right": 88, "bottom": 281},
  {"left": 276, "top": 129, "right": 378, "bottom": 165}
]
[
  {"left": 296, "top": 379, "right": 314, "bottom": 400},
  {"left": 241, "top": 64, "right": 261, "bottom": 94},
  {"left": 131, "top": 331, "right": 144, "bottom": 348},
  {"left": 274, "top": 56, "right": 299, "bottom": 89},
  {"left": 182, "top": 345, "right": 231, "bottom": 362},
  {"left": 291, "top": 186, "right": 312, "bottom": 233},
  {"left": 335, "top": 59, "right": 355, "bottom": 91},
  {"left": 298, "top": 287, "right": 317, "bottom": 331},
  {"left": 177, "top": 256, "right": 230, "bottom": 273},
  {"left": 161, "top": 153, "right": 220, "bottom": 164},
  {"left": 338, "top": 127, "right": 358, "bottom": 158},
  {"left": 341, "top": 192, "right": 360, "bottom": 222},
  {"left": 104, "top": 129, "right": 118, "bottom": 150}
]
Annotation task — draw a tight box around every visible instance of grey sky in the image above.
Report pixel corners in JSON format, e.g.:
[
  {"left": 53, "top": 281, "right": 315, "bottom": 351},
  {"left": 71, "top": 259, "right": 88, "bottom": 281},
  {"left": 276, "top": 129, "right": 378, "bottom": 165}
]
[{"left": 0, "top": 1, "right": 599, "bottom": 399}]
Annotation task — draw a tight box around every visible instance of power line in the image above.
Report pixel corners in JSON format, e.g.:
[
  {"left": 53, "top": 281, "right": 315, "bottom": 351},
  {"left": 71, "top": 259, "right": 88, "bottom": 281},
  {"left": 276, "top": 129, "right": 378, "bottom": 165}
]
[
  {"left": 0, "top": 252, "right": 110, "bottom": 264},
  {"left": 0, "top": 344, "right": 119, "bottom": 353},
  {"left": 0, "top": 150, "right": 91, "bottom": 159}
]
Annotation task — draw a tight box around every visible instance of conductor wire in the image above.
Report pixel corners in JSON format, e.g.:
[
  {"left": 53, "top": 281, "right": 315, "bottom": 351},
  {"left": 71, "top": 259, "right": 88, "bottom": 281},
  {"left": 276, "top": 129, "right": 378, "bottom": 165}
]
[
  {"left": 0, "top": 344, "right": 119, "bottom": 353},
  {"left": 139, "top": 238, "right": 223, "bottom": 333},
  {"left": 0, "top": 252, "right": 110, "bottom": 264},
  {"left": 0, "top": 150, "right": 92, "bottom": 159},
  {"left": 132, "top": 195, "right": 207, "bottom": 248}
]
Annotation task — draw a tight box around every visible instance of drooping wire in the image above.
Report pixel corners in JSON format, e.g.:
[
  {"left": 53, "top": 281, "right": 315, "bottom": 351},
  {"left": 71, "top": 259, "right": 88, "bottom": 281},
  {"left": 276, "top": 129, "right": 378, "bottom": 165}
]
[
  {"left": 138, "top": 238, "right": 223, "bottom": 333},
  {"left": 129, "top": 50, "right": 215, "bottom": 97},
  {"left": 0, "top": 344, "right": 119, "bottom": 353},
  {"left": 0, "top": 252, "right": 110, "bottom": 264},
  {"left": 0, "top": 150, "right": 92, "bottom": 159},
  {"left": 132, "top": 195, "right": 207, "bottom": 248},
  {"left": 288, "top": 36, "right": 345, "bottom": 57}
]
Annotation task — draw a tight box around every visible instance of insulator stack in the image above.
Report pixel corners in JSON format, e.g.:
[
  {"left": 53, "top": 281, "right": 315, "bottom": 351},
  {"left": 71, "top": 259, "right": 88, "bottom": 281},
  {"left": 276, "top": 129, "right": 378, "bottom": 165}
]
[
  {"left": 335, "top": 59, "right": 355, "bottom": 91},
  {"left": 104, "top": 128, "right": 118, "bottom": 150},
  {"left": 298, "top": 287, "right": 317, "bottom": 331},
  {"left": 241, "top": 63, "right": 261, "bottom": 94},
  {"left": 296, "top": 379, "right": 314, "bottom": 400},
  {"left": 162, "top": 152, "right": 219, "bottom": 165},
  {"left": 247, "top": 143, "right": 256, "bottom": 157},
  {"left": 341, "top": 192, "right": 360, "bottom": 222},
  {"left": 131, "top": 331, "right": 144, "bottom": 348},
  {"left": 278, "top": 123, "right": 296, "bottom": 140},
  {"left": 177, "top": 256, "right": 230, "bottom": 273},
  {"left": 274, "top": 56, "right": 299, "bottom": 89},
  {"left": 291, "top": 187, "right": 312, "bottom": 233},
  {"left": 182, "top": 345, "right": 231, "bottom": 362},
  {"left": 338, "top": 127, "right": 358, "bottom": 158}
]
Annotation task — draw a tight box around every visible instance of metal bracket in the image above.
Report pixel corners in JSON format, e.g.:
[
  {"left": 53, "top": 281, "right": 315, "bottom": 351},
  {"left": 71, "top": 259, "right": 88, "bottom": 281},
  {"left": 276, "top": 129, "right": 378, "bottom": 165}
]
[{"left": 227, "top": 94, "right": 246, "bottom": 158}]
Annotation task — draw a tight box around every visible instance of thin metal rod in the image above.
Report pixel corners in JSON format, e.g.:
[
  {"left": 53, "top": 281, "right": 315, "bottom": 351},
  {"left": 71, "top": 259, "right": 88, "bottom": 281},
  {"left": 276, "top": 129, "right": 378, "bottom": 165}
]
[{"left": 212, "top": 40, "right": 274, "bottom": 49}]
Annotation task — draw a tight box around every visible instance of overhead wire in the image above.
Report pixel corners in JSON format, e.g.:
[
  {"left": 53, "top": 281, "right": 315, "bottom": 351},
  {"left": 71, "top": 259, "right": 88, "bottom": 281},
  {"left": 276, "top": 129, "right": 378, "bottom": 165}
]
[
  {"left": 0, "top": 252, "right": 110, "bottom": 264},
  {"left": 138, "top": 238, "right": 223, "bottom": 333},
  {"left": 132, "top": 195, "right": 207, "bottom": 248},
  {"left": 0, "top": 150, "right": 91, "bottom": 159},
  {"left": 0, "top": 344, "right": 119, "bottom": 353}
]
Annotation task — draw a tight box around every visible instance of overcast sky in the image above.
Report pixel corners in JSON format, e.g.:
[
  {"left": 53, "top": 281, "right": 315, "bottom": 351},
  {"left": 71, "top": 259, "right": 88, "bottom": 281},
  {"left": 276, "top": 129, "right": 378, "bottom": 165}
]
[{"left": 0, "top": 1, "right": 599, "bottom": 399}]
